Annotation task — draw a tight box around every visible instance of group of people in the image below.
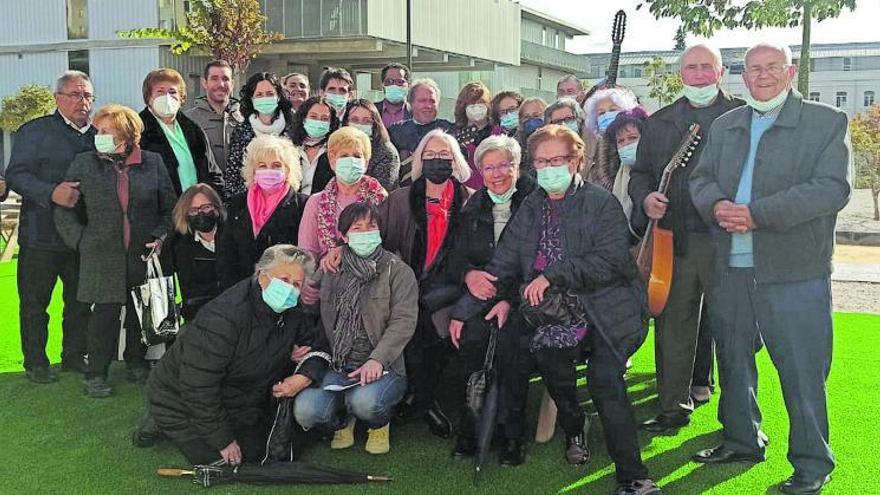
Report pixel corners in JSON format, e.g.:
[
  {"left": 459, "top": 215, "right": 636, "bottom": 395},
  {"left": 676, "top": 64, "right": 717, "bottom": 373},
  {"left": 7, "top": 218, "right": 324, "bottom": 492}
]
[{"left": 4, "top": 38, "right": 850, "bottom": 495}]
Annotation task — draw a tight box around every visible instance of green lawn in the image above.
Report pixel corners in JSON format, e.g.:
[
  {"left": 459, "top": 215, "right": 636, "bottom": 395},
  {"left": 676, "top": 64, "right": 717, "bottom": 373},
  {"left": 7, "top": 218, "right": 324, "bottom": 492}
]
[{"left": 0, "top": 259, "right": 877, "bottom": 494}]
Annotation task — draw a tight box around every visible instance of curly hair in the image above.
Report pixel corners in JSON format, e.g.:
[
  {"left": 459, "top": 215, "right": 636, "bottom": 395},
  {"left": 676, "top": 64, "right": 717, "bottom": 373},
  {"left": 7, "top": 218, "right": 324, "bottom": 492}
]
[
  {"left": 238, "top": 72, "right": 295, "bottom": 123},
  {"left": 453, "top": 81, "right": 492, "bottom": 127},
  {"left": 604, "top": 107, "right": 650, "bottom": 143}
]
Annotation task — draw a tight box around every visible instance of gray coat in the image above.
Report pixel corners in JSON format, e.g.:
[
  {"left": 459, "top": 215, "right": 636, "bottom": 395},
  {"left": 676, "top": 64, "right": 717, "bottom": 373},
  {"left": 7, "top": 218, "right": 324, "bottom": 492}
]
[
  {"left": 314, "top": 248, "right": 418, "bottom": 376},
  {"left": 184, "top": 97, "right": 243, "bottom": 173},
  {"left": 54, "top": 149, "right": 177, "bottom": 304},
  {"left": 689, "top": 91, "right": 852, "bottom": 284}
]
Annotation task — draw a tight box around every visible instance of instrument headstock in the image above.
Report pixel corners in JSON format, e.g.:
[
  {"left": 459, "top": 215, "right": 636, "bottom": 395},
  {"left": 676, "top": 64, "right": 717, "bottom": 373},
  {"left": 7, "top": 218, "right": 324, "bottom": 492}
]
[
  {"left": 676, "top": 124, "right": 702, "bottom": 168},
  {"left": 612, "top": 10, "right": 627, "bottom": 45}
]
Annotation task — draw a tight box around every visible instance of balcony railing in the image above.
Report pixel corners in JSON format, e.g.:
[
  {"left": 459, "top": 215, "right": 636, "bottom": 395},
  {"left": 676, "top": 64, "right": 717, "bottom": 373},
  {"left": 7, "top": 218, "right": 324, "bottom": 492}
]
[
  {"left": 521, "top": 40, "right": 588, "bottom": 74},
  {"left": 260, "top": 0, "right": 368, "bottom": 39}
]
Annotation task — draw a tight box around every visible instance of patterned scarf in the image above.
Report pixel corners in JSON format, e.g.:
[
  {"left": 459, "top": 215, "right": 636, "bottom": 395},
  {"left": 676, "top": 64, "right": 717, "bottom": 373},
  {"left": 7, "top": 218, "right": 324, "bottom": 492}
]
[
  {"left": 316, "top": 176, "right": 387, "bottom": 254},
  {"left": 332, "top": 246, "right": 382, "bottom": 369}
]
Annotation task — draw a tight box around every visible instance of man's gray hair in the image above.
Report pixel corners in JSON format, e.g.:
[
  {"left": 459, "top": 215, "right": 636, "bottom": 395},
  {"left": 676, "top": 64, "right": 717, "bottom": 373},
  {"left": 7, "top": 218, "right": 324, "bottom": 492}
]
[
  {"left": 254, "top": 244, "right": 316, "bottom": 278},
  {"left": 474, "top": 134, "right": 522, "bottom": 172},
  {"left": 744, "top": 42, "right": 794, "bottom": 66},
  {"left": 556, "top": 74, "right": 580, "bottom": 90},
  {"left": 679, "top": 44, "right": 724, "bottom": 70},
  {"left": 56, "top": 70, "right": 91, "bottom": 93},
  {"left": 407, "top": 78, "right": 441, "bottom": 104}
]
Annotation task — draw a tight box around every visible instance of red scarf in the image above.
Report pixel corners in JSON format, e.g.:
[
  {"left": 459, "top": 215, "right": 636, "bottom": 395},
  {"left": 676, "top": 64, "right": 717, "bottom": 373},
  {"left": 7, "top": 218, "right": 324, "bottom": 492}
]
[
  {"left": 316, "top": 176, "right": 387, "bottom": 254},
  {"left": 424, "top": 180, "right": 454, "bottom": 270},
  {"left": 247, "top": 183, "right": 291, "bottom": 237}
]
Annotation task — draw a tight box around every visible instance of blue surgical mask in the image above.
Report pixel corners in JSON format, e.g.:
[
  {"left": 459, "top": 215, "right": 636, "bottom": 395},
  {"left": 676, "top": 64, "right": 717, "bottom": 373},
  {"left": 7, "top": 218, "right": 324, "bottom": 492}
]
[
  {"left": 252, "top": 96, "right": 279, "bottom": 115},
  {"left": 617, "top": 140, "right": 639, "bottom": 167},
  {"left": 384, "top": 85, "right": 407, "bottom": 104},
  {"left": 325, "top": 93, "right": 348, "bottom": 110},
  {"left": 350, "top": 123, "right": 373, "bottom": 138},
  {"left": 261, "top": 277, "right": 300, "bottom": 313},
  {"left": 597, "top": 110, "right": 620, "bottom": 133},
  {"left": 348, "top": 230, "right": 382, "bottom": 257},
  {"left": 536, "top": 165, "right": 573, "bottom": 194},
  {"left": 487, "top": 185, "right": 517, "bottom": 204},
  {"left": 335, "top": 156, "right": 366, "bottom": 185},
  {"left": 682, "top": 84, "right": 719, "bottom": 107},
  {"left": 563, "top": 119, "right": 580, "bottom": 134},
  {"left": 745, "top": 89, "right": 790, "bottom": 114},
  {"left": 95, "top": 134, "right": 117, "bottom": 154},
  {"left": 523, "top": 117, "right": 543, "bottom": 136},
  {"left": 304, "top": 118, "right": 330, "bottom": 139},
  {"left": 500, "top": 112, "right": 519, "bottom": 131}
]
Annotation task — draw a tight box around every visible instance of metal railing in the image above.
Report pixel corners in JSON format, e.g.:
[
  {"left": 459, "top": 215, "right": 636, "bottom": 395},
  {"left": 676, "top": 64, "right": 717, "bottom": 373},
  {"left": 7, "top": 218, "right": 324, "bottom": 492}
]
[{"left": 520, "top": 40, "right": 588, "bottom": 74}]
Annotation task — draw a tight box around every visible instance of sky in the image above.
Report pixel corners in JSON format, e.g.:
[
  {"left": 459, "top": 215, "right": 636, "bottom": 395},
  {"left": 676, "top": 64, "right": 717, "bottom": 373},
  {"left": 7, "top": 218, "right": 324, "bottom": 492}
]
[{"left": 519, "top": 0, "right": 880, "bottom": 54}]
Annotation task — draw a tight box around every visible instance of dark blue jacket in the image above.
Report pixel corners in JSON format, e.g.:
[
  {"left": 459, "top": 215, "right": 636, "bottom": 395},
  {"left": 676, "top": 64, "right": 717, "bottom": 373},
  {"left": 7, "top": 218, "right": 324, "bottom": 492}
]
[{"left": 5, "top": 111, "right": 96, "bottom": 251}]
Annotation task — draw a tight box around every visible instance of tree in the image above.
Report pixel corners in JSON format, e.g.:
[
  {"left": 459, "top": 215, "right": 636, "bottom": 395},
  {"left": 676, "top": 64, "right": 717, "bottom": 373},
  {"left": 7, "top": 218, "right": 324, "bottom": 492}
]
[
  {"left": 850, "top": 105, "right": 880, "bottom": 220},
  {"left": 119, "top": 0, "right": 283, "bottom": 74},
  {"left": 643, "top": 56, "right": 683, "bottom": 108},
  {"left": 674, "top": 25, "right": 687, "bottom": 51},
  {"left": 636, "top": 0, "right": 857, "bottom": 94},
  {"left": 0, "top": 85, "right": 55, "bottom": 132}
]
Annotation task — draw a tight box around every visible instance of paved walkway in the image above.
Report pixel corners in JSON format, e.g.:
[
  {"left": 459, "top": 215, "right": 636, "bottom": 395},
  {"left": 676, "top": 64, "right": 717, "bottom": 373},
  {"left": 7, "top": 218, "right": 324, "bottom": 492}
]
[{"left": 837, "top": 189, "right": 880, "bottom": 245}]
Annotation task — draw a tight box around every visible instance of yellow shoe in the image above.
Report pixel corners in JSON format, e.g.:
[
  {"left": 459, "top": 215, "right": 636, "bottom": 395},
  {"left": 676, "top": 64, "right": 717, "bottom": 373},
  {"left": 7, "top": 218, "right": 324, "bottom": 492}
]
[
  {"left": 330, "top": 417, "right": 355, "bottom": 450},
  {"left": 365, "top": 423, "right": 390, "bottom": 455}
]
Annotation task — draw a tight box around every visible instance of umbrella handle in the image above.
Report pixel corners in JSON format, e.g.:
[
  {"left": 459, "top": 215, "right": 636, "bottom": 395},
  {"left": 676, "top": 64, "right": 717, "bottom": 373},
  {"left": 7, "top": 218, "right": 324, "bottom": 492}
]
[
  {"left": 368, "top": 475, "right": 393, "bottom": 482},
  {"left": 157, "top": 468, "right": 194, "bottom": 477}
]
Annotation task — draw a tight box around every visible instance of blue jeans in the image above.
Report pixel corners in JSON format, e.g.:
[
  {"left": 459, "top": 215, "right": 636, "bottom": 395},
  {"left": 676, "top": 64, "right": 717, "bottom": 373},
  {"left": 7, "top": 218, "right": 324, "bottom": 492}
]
[
  {"left": 709, "top": 268, "right": 834, "bottom": 479},
  {"left": 294, "top": 369, "right": 406, "bottom": 430}
]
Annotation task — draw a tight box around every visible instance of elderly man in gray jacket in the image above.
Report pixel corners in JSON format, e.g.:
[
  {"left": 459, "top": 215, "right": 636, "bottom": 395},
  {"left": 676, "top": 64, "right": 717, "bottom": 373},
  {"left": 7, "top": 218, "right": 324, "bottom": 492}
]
[{"left": 689, "top": 42, "right": 851, "bottom": 495}]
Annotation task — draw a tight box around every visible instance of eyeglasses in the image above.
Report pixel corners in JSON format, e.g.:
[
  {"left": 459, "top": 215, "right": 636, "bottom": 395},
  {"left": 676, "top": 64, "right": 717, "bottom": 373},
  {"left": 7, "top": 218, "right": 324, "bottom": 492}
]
[
  {"left": 57, "top": 92, "right": 95, "bottom": 103},
  {"left": 533, "top": 155, "right": 574, "bottom": 168},
  {"left": 187, "top": 204, "right": 217, "bottom": 216},
  {"left": 499, "top": 107, "right": 519, "bottom": 117},
  {"left": 481, "top": 162, "right": 513, "bottom": 175},
  {"left": 384, "top": 78, "right": 408, "bottom": 86},
  {"left": 549, "top": 117, "right": 576, "bottom": 126},
  {"left": 745, "top": 65, "right": 790, "bottom": 78},
  {"left": 422, "top": 151, "right": 453, "bottom": 160}
]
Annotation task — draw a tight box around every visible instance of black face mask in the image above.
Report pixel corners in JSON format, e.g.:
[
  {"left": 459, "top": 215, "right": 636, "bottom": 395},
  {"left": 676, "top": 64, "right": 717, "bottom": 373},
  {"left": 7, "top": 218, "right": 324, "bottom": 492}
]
[
  {"left": 188, "top": 212, "right": 218, "bottom": 233},
  {"left": 422, "top": 158, "right": 453, "bottom": 185}
]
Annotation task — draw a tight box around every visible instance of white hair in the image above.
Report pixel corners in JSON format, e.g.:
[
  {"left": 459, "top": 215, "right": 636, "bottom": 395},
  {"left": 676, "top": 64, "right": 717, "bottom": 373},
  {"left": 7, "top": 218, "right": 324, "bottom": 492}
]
[
  {"left": 407, "top": 78, "right": 441, "bottom": 104},
  {"left": 56, "top": 70, "right": 91, "bottom": 93},
  {"left": 474, "top": 134, "right": 522, "bottom": 173},
  {"left": 679, "top": 44, "right": 724, "bottom": 70},
  {"left": 582, "top": 87, "right": 639, "bottom": 136},
  {"left": 744, "top": 42, "right": 794, "bottom": 66},
  {"left": 254, "top": 244, "right": 316, "bottom": 278},
  {"left": 410, "top": 129, "right": 472, "bottom": 183}
]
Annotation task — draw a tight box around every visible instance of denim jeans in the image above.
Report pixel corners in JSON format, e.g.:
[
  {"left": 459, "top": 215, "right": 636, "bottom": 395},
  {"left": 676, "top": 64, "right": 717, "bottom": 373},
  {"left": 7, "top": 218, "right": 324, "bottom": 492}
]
[{"left": 294, "top": 369, "right": 407, "bottom": 430}]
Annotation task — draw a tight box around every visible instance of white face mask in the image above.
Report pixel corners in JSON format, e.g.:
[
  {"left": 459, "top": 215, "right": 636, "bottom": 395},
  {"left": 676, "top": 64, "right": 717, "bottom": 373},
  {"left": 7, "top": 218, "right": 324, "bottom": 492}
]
[
  {"left": 151, "top": 93, "right": 181, "bottom": 118},
  {"left": 465, "top": 103, "right": 488, "bottom": 122},
  {"left": 682, "top": 84, "right": 719, "bottom": 107},
  {"left": 745, "top": 88, "right": 790, "bottom": 114}
]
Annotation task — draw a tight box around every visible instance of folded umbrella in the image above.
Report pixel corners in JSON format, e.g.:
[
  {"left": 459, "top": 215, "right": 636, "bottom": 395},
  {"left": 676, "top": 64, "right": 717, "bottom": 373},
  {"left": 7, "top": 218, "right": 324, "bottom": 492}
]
[
  {"left": 466, "top": 322, "right": 501, "bottom": 485},
  {"left": 158, "top": 462, "right": 392, "bottom": 487}
]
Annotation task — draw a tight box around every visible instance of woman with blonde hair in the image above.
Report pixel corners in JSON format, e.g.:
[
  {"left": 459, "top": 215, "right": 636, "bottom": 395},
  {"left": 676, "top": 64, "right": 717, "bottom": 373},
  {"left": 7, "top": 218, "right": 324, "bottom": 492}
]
[
  {"left": 54, "top": 104, "right": 176, "bottom": 397},
  {"left": 217, "top": 135, "right": 308, "bottom": 289}
]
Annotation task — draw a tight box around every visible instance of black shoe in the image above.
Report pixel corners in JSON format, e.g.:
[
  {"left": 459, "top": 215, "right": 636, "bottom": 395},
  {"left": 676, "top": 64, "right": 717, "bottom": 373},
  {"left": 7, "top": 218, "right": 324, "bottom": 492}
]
[
  {"left": 778, "top": 475, "right": 830, "bottom": 495},
  {"left": 394, "top": 393, "right": 419, "bottom": 422},
  {"left": 640, "top": 413, "right": 690, "bottom": 434},
  {"left": 564, "top": 433, "right": 589, "bottom": 465},
  {"left": 452, "top": 435, "right": 477, "bottom": 457},
  {"left": 60, "top": 356, "right": 88, "bottom": 373},
  {"left": 26, "top": 366, "right": 58, "bottom": 384},
  {"left": 615, "top": 479, "right": 662, "bottom": 495},
  {"left": 499, "top": 439, "right": 525, "bottom": 467},
  {"left": 424, "top": 401, "right": 452, "bottom": 439},
  {"left": 82, "top": 376, "right": 113, "bottom": 398},
  {"left": 131, "top": 413, "right": 166, "bottom": 448},
  {"left": 692, "top": 445, "right": 765, "bottom": 464},
  {"left": 126, "top": 365, "right": 150, "bottom": 384}
]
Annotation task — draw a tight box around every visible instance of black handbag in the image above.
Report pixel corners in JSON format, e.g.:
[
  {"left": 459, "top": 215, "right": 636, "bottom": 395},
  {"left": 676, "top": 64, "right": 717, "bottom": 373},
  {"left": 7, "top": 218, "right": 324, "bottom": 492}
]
[{"left": 518, "top": 285, "right": 577, "bottom": 329}]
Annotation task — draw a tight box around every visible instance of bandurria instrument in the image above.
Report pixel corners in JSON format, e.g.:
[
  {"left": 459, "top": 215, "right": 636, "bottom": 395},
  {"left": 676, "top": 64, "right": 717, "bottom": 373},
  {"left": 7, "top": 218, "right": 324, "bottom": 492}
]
[
  {"left": 636, "top": 123, "right": 701, "bottom": 317},
  {"left": 605, "top": 10, "right": 627, "bottom": 88}
]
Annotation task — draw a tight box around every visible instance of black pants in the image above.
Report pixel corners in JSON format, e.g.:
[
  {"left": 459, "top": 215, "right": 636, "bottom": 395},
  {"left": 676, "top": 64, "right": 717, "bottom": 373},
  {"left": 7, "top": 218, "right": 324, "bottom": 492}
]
[
  {"left": 175, "top": 424, "right": 270, "bottom": 465},
  {"left": 436, "top": 313, "right": 494, "bottom": 435},
  {"left": 404, "top": 307, "right": 453, "bottom": 410},
  {"left": 499, "top": 313, "right": 649, "bottom": 483},
  {"left": 17, "top": 247, "right": 89, "bottom": 370},
  {"left": 692, "top": 301, "right": 716, "bottom": 390},
  {"left": 86, "top": 295, "right": 146, "bottom": 379}
]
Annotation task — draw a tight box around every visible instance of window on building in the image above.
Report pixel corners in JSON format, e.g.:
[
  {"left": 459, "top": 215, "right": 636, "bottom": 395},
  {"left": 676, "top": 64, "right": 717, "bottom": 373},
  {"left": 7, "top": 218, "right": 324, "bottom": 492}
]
[
  {"left": 809, "top": 91, "right": 820, "bottom": 102},
  {"left": 729, "top": 63, "right": 744, "bottom": 75},
  {"left": 542, "top": 27, "right": 547, "bottom": 47},
  {"left": 836, "top": 91, "right": 848, "bottom": 108},
  {"left": 66, "top": 0, "right": 88, "bottom": 39},
  {"left": 67, "top": 50, "right": 89, "bottom": 75},
  {"left": 843, "top": 57, "right": 852, "bottom": 71},
  {"left": 865, "top": 91, "right": 875, "bottom": 107},
  {"left": 632, "top": 67, "right": 642, "bottom": 78}
]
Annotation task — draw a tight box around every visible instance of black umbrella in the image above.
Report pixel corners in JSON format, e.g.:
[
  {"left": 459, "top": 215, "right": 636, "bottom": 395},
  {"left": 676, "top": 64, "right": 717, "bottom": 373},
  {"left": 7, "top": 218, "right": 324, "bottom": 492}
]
[
  {"left": 158, "top": 462, "right": 392, "bottom": 487},
  {"left": 466, "top": 322, "right": 501, "bottom": 486}
]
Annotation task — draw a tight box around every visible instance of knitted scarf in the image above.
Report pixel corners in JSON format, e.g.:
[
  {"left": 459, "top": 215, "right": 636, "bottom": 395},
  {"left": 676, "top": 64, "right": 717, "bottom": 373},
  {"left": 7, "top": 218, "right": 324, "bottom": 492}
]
[
  {"left": 316, "top": 176, "right": 387, "bottom": 254},
  {"left": 249, "top": 113, "right": 287, "bottom": 137},
  {"left": 331, "top": 246, "right": 382, "bottom": 370}
]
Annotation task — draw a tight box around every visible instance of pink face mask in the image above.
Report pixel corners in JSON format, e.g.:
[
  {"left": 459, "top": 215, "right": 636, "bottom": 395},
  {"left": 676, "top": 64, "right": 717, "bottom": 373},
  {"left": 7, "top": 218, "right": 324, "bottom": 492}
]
[{"left": 254, "top": 169, "right": 286, "bottom": 192}]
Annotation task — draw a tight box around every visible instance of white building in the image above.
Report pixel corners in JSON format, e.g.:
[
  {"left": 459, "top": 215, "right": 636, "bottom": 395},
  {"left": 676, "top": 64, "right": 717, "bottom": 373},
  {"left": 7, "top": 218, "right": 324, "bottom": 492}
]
[{"left": 581, "top": 42, "right": 880, "bottom": 116}]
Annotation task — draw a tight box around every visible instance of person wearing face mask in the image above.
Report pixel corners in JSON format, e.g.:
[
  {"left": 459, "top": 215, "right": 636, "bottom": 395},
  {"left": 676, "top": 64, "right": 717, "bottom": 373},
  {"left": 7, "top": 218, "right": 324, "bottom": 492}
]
[
  {"left": 318, "top": 67, "right": 354, "bottom": 121},
  {"left": 450, "top": 125, "right": 659, "bottom": 494},
  {"left": 689, "top": 43, "right": 851, "bottom": 495},
  {"left": 54, "top": 104, "right": 177, "bottom": 398},
  {"left": 292, "top": 202, "right": 417, "bottom": 455},
  {"left": 451, "top": 81, "right": 495, "bottom": 189},
  {"left": 628, "top": 45, "right": 744, "bottom": 436},
  {"left": 138, "top": 244, "right": 330, "bottom": 465},
  {"left": 433, "top": 135, "right": 536, "bottom": 458},
  {"left": 290, "top": 96, "right": 342, "bottom": 195},
  {"left": 515, "top": 97, "right": 548, "bottom": 178},
  {"left": 342, "top": 99, "right": 401, "bottom": 190},
  {"left": 167, "top": 184, "right": 227, "bottom": 321},
  {"left": 489, "top": 90, "right": 524, "bottom": 138},
  {"left": 139, "top": 68, "right": 222, "bottom": 197},
  {"left": 217, "top": 136, "right": 308, "bottom": 290},
  {"left": 298, "top": 127, "right": 388, "bottom": 260},
  {"left": 581, "top": 87, "right": 640, "bottom": 182},
  {"left": 376, "top": 63, "right": 413, "bottom": 128},
  {"left": 376, "top": 129, "right": 472, "bottom": 435},
  {"left": 224, "top": 72, "right": 297, "bottom": 198}
]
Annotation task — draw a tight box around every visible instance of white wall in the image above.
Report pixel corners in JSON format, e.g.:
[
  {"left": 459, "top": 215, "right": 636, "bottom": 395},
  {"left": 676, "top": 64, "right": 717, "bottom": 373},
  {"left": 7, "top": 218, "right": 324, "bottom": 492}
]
[
  {"left": 0, "top": 0, "right": 66, "bottom": 45},
  {"left": 0, "top": 52, "right": 68, "bottom": 100},
  {"left": 89, "top": 0, "right": 159, "bottom": 40},
  {"left": 89, "top": 47, "right": 160, "bottom": 110}
]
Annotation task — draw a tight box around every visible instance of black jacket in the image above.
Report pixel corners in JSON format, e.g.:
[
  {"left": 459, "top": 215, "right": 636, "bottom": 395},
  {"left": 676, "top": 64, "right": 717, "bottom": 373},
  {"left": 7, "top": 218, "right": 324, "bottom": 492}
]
[
  {"left": 628, "top": 92, "right": 744, "bottom": 255},
  {"left": 452, "top": 176, "right": 647, "bottom": 361},
  {"left": 5, "top": 112, "right": 96, "bottom": 251},
  {"left": 217, "top": 189, "right": 307, "bottom": 290},
  {"left": 147, "top": 278, "right": 328, "bottom": 450},
  {"left": 388, "top": 118, "right": 454, "bottom": 186},
  {"left": 168, "top": 228, "right": 223, "bottom": 320},
  {"left": 139, "top": 108, "right": 223, "bottom": 196}
]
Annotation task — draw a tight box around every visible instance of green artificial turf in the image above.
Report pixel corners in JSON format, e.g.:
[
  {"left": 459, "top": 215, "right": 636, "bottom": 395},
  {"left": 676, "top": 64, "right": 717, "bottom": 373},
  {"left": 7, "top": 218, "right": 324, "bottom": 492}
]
[{"left": 0, "top": 259, "right": 877, "bottom": 494}]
